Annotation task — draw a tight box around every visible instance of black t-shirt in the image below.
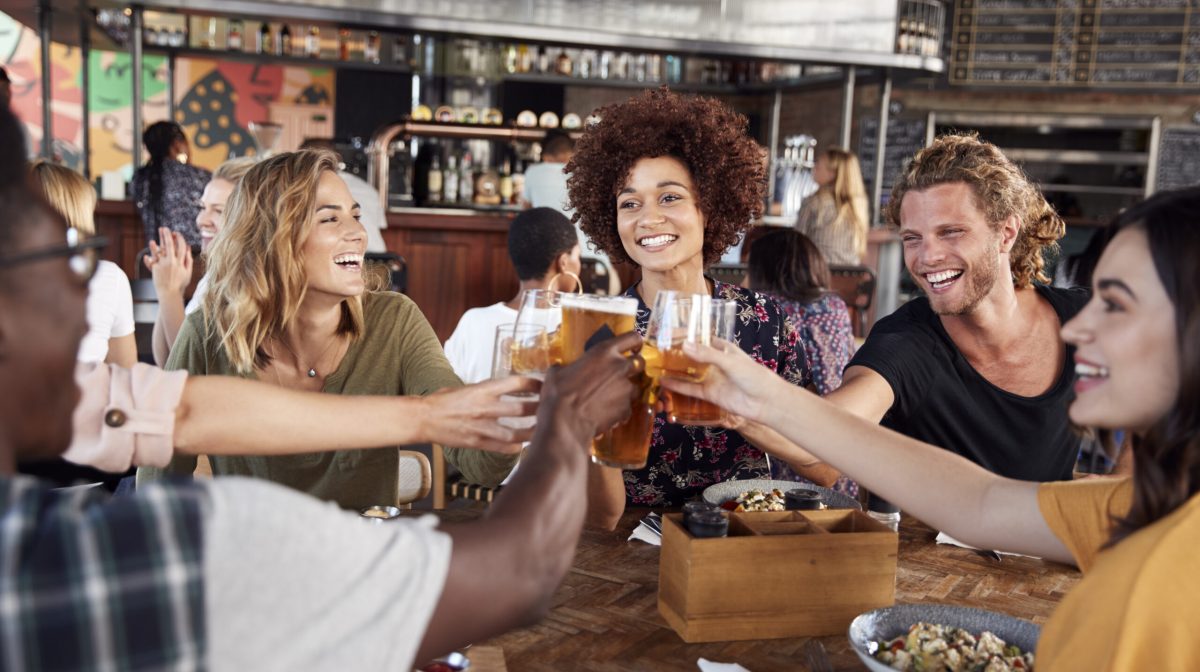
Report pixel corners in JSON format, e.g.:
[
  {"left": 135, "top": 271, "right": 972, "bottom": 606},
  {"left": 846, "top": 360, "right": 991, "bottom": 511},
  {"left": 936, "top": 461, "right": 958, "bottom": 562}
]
[{"left": 848, "top": 285, "right": 1091, "bottom": 482}]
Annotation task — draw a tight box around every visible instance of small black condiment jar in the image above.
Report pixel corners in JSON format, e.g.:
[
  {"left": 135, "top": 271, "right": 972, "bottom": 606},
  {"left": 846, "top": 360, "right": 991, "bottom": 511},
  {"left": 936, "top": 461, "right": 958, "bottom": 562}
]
[
  {"left": 784, "top": 488, "right": 823, "bottom": 511},
  {"left": 682, "top": 500, "right": 719, "bottom": 527},
  {"left": 686, "top": 510, "right": 729, "bottom": 538}
]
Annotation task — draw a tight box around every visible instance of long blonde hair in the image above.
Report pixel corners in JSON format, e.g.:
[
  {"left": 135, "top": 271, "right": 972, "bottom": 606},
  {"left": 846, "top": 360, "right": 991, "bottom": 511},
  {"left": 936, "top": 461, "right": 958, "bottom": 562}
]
[
  {"left": 203, "top": 149, "right": 365, "bottom": 374},
  {"left": 821, "top": 148, "right": 870, "bottom": 259},
  {"left": 29, "top": 160, "right": 97, "bottom": 235}
]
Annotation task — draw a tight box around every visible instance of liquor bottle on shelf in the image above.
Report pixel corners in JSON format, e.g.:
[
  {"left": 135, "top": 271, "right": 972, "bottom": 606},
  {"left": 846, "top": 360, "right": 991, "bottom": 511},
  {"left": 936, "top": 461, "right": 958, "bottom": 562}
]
[
  {"left": 145, "top": 26, "right": 160, "bottom": 46},
  {"left": 338, "top": 29, "right": 351, "bottom": 60},
  {"left": 615, "top": 52, "right": 631, "bottom": 80},
  {"left": 392, "top": 36, "right": 407, "bottom": 65},
  {"left": 579, "top": 50, "right": 595, "bottom": 79},
  {"left": 205, "top": 17, "right": 218, "bottom": 49},
  {"left": 665, "top": 54, "right": 683, "bottom": 83},
  {"left": 365, "top": 31, "right": 381, "bottom": 63},
  {"left": 510, "top": 161, "right": 525, "bottom": 205},
  {"left": 504, "top": 44, "right": 519, "bottom": 74},
  {"left": 555, "top": 49, "right": 573, "bottom": 76},
  {"left": 648, "top": 54, "right": 662, "bottom": 82},
  {"left": 444, "top": 155, "right": 460, "bottom": 204},
  {"left": 499, "top": 160, "right": 514, "bottom": 204},
  {"left": 279, "top": 24, "right": 291, "bottom": 56},
  {"left": 171, "top": 27, "right": 185, "bottom": 48},
  {"left": 517, "top": 44, "right": 532, "bottom": 73},
  {"left": 634, "top": 53, "right": 648, "bottom": 82},
  {"left": 306, "top": 26, "right": 320, "bottom": 58},
  {"left": 227, "top": 19, "right": 243, "bottom": 52},
  {"left": 427, "top": 153, "right": 443, "bottom": 205},
  {"left": 897, "top": 18, "right": 910, "bottom": 54},
  {"left": 536, "top": 46, "right": 549, "bottom": 74},
  {"left": 599, "top": 51, "right": 613, "bottom": 80},
  {"left": 459, "top": 152, "right": 474, "bottom": 204},
  {"left": 257, "top": 22, "right": 271, "bottom": 54}
]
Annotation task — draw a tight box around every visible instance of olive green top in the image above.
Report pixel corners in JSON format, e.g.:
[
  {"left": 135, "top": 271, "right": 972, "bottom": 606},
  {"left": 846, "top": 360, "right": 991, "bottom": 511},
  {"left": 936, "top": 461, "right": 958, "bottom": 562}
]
[{"left": 136, "top": 291, "right": 518, "bottom": 509}]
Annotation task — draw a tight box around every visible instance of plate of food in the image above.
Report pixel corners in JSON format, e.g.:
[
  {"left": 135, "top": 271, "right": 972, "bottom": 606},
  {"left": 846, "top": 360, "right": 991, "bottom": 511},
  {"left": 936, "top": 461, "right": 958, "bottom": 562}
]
[
  {"left": 848, "top": 604, "right": 1039, "bottom": 671},
  {"left": 701, "top": 479, "right": 860, "bottom": 512}
]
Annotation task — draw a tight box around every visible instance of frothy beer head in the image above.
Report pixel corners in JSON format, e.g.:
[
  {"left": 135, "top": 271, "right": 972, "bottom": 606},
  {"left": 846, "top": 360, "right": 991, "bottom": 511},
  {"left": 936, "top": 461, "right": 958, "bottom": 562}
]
[{"left": 560, "top": 294, "right": 639, "bottom": 364}]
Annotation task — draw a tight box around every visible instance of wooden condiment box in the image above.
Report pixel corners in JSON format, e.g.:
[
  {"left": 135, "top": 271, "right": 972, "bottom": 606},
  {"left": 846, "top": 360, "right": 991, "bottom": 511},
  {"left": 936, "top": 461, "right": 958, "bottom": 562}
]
[{"left": 658, "top": 509, "right": 898, "bottom": 643}]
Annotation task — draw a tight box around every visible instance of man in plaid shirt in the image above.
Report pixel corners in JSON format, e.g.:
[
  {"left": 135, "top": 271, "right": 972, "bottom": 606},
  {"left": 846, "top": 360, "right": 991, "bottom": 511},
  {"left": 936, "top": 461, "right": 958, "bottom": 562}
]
[{"left": 0, "top": 104, "right": 644, "bottom": 671}]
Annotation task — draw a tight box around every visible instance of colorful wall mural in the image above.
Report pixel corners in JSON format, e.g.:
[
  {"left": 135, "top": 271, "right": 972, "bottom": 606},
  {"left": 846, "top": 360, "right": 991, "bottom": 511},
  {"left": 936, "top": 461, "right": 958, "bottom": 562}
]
[{"left": 1, "top": 11, "right": 333, "bottom": 180}]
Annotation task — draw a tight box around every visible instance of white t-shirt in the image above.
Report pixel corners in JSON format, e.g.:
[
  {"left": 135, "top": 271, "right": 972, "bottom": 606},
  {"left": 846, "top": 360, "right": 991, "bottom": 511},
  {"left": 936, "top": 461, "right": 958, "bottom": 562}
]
[
  {"left": 443, "top": 303, "right": 518, "bottom": 384},
  {"left": 185, "top": 273, "right": 209, "bottom": 316},
  {"left": 339, "top": 170, "right": 388, "bottom": 254},
  {"left": 78, "top": 260, "right": 135, "bottom": 364},
  {"left": 199, "top": 477, "right": 451, "bottom": 670}
]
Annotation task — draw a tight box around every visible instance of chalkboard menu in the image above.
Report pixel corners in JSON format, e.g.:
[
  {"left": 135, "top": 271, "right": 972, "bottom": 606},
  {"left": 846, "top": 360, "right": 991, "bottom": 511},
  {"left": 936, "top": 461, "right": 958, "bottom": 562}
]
[
  {"left": 1156, "top": 127, "right": 1200, "bottom": 191},
  {"left": 858, "top": 117, "right": 927, "bottom": 213},
  {"left": 950, "top": 0, "right": 1200, "bottom": 89}
]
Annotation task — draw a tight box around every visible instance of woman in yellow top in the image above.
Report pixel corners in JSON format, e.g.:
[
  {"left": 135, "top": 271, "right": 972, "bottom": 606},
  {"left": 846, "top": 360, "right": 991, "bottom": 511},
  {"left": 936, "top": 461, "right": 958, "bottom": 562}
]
[
  {"left": 138, "top": 150, "right": 515, "bottom": 507},
  {"left": 665, "top": 185, "right": 1200, "bottom": 671},
  {"left": 794, "top": 147, "right": 870, "bottom": 265}
]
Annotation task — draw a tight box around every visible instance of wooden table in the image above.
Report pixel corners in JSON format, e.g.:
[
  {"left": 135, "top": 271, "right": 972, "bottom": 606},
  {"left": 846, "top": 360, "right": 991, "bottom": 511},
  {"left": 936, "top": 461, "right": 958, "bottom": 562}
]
[{"left": 448, "top": 508, "right": 1080, "bottom": 671}]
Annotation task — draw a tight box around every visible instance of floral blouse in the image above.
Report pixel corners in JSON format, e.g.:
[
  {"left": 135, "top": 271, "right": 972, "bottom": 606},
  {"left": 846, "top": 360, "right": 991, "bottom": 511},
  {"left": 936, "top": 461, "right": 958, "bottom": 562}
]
[
  {"left": 768, "top": 291, "right": 859, "bottom": 498},
  {"left": 622, "top": 280, "right": 806, "bottom": 507}
]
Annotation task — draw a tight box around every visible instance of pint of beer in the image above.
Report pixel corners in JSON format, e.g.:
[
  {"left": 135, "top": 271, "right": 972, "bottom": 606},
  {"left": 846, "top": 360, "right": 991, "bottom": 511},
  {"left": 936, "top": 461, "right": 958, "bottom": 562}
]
[
  {"left": 645, "top": 293, "right": 736, "bottom": 426},
  {"left": 559, "top": 294, "right": 655, "bottom": 469}
]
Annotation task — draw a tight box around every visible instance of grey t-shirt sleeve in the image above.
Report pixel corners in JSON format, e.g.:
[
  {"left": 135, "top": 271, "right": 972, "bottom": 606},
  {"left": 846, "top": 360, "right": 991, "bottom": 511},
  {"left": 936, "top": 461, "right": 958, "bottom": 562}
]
[{"left": 201, "top": 477, "right": 452, "bottom": 671}]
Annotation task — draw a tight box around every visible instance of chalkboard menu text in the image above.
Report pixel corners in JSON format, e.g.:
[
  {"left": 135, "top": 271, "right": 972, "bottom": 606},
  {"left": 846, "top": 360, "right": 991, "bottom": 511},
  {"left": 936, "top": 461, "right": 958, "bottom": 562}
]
[
  {"left": 1156, "top": 127, "right": 1200, "bottom": 191},
  {"left": 950, "top": 0, "right": 1200, "bottom": 89},
  {"left": 858, "top": 117, "right": 928, "bottom": 215}
]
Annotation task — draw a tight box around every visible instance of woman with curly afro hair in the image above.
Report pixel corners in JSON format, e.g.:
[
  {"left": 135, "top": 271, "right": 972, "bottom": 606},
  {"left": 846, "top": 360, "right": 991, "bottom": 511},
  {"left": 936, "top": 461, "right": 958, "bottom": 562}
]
[{"left": 568, "top": 88, "right": 839, "bottom": 528}]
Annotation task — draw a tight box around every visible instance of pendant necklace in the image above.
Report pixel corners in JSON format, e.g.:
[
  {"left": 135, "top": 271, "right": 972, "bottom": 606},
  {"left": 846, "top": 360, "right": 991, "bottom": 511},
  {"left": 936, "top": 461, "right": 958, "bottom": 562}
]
[{"left": 275, "top": 335, "right": 341, "bottom": 379}]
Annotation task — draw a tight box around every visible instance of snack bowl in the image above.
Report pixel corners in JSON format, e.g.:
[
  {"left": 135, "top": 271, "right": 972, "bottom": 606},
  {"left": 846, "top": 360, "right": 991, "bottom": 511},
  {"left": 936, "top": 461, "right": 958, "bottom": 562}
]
[
  {"left": 848, "top": 603, "right": 1040, "bottom": 671},
  {"left": 701, "top": 479, "right": 860, "bottom": 511},
  {"left": 360, "top": 505, "right": 402, "bottom": 522}
]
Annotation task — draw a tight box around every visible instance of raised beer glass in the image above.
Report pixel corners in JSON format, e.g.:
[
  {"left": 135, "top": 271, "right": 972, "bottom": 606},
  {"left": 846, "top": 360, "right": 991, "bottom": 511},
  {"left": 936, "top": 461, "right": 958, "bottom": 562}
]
[
  {"left": 559, "top": 293, "right": 656, "bottom": 469},
  {"left": 645, "top": 292, "right": 736, "bottom": 426}
]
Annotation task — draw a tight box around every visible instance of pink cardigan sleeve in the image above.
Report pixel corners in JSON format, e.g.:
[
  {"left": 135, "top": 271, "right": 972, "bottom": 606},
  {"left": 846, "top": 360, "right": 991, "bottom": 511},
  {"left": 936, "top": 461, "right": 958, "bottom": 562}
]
[{"left": 64, "top": 363, "right": 189, "bottom": 472}]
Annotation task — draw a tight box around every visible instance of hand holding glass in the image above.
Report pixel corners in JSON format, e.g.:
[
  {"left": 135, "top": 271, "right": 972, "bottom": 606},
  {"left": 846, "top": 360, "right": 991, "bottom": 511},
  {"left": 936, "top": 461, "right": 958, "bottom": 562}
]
[
  {"left": 645, "top": 292, "right": 736, "bottom": 426},
  {"left": 559, "top": 293, "right": 655, "bottom": 469}
]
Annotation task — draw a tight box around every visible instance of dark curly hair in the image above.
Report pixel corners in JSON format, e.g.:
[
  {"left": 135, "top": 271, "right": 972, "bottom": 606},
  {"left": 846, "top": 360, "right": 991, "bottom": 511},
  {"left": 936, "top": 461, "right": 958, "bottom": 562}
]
[
  {"left": 565, "top": 88, "right": 765, "bottom": 267},
  {"left": 886, "top": 132, "right": 1064, "bottom": 288}
]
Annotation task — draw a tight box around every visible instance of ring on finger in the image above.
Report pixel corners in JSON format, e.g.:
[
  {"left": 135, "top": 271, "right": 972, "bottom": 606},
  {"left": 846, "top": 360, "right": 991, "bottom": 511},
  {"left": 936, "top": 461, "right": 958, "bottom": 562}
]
[{"left": 628, "top": 353, "right": 646, "bottom": 377}]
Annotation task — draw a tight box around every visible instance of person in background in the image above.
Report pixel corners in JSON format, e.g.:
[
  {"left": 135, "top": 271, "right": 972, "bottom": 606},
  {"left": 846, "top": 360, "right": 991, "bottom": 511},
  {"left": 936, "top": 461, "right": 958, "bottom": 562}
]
[
  {"left": 663, "top": 186, "right": 1200, "bottom": 671},
  {"left": 524, "top": 129, "right": 619, "bottom": 294},
  {"left": 30, "top": 160, "right": 136, "bottom": 368},
  {"left": 144, "top": 156, "right": 258, "bottom": 365},
  {"left": 138, "top": 150, "right": 512, "bottom": 506},
  {"left": 444, "top": 207, "right": 581, "bottom": 386},
  {"left": 300, "top": 138, "right": 388, "bottom": 254},
  {"left": 794, "top": 147, "right": 870, "bottom": 266},
  {"left": 567, "top": 88, "right": 823, "bottom": 528},
  {"left": 130, "top": 121, "right": 210, "bottom": 249},
  {"left": 744, "top": 228, "right": 857, "bottom": 497},
  {"left": 0, "top": 100, "right": 647, "bottom": 671}
]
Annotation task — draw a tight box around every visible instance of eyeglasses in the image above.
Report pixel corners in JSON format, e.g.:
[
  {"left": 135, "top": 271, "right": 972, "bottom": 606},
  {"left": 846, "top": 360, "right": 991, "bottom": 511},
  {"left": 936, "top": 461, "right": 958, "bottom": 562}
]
[{"left": 0, "top": 228, "right": 108, "bottom": 282}]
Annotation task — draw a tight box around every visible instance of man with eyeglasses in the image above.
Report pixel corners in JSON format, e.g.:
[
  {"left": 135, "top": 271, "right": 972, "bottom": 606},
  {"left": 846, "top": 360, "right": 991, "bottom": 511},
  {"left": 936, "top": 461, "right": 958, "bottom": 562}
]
[{"left": 0, "top": 104, "right": 648, "bottom": 670}]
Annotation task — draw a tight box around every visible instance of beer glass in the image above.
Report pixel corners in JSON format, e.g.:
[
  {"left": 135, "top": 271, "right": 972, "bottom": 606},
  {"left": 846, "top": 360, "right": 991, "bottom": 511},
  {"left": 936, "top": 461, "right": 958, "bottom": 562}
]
[
  {"left": 646, "top": 292, "right": 736, "bottom": 426},
  {"left": 559, "top": 293, "right": 655, "bottom": 469},
  {"left": 514, "top": 289, "right": 564, "bottom": 366},
  {"left": 491, "top": 323, "right": 548, "bottom": 429}
]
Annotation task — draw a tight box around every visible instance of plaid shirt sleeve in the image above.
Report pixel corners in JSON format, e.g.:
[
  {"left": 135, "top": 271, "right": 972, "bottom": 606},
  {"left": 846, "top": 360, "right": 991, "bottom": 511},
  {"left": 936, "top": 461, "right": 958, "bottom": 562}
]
[{"left": 0, "top": 477, "right": 209, "bottom": 671}]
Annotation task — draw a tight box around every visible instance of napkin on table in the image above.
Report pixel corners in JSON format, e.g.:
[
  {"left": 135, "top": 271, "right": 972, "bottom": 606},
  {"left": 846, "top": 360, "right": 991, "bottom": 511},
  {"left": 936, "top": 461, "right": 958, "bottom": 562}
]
[
  {"left": 627, "top": 512, "right": 662, "bottom": 546},
  {"left": 697, "top": 658, "right": 752, "bottom": 672},
  {"left": 935, "top": 532, "right": 1038, "bottom": 559}
]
